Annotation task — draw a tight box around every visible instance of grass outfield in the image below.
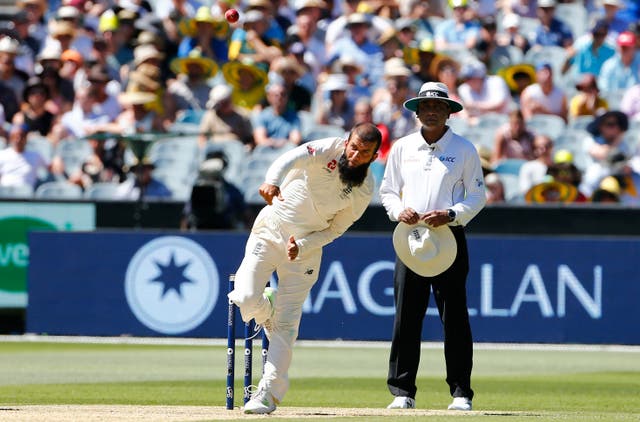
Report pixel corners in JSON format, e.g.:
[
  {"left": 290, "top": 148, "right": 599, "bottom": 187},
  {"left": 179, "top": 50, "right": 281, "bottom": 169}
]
[{"left": 0, "top": 338, "right": 638, "bottom": 421}]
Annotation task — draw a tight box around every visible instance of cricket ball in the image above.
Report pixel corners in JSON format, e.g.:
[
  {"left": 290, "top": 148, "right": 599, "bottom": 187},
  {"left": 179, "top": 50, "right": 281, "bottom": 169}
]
[{"left": 225, "top": 8, "right": 239, "bottom": 23}]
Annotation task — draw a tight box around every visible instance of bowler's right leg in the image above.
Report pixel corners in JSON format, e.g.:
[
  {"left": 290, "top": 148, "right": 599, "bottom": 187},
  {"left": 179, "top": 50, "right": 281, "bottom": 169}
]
[{"left": 228, "top": 233, "right": 279, "bottom": 325}]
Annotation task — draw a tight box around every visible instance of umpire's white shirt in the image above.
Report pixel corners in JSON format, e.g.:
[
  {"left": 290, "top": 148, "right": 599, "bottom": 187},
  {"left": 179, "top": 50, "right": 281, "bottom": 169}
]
[
  {"left": 263, "top": 137, "right": 374, "bottom": 254},
  {"left": 380, "top": 127, "right": 486, "bottom": 226}
]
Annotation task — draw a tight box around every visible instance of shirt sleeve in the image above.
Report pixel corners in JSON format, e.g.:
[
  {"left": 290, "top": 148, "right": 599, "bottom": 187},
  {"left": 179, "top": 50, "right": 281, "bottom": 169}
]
[
  {"left": 379, "top": 140, "right": 405, "bottom": 221},
  {"left": 450, "top": 144, "right": 487, "bottom": 226},
  {"left": 263, "top": 139, "right": 328, "bottom": 186}
]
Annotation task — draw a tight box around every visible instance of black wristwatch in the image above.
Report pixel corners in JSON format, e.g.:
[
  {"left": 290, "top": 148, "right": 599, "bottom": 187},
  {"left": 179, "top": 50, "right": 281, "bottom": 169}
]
[{"left": 447, "top": 209, "right": 456, "bottom": 222}]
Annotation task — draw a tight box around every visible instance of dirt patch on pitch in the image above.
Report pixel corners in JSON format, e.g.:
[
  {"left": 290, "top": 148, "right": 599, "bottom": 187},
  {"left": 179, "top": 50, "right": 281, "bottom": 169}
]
[{"left": 1, "top": 405, "right": 526, "bottom": 420}]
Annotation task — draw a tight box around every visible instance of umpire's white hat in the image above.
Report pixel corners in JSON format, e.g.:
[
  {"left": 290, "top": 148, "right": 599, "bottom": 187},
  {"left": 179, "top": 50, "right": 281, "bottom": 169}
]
[{"left": 392, "top": 222, "right": 457, "bottom": 277}]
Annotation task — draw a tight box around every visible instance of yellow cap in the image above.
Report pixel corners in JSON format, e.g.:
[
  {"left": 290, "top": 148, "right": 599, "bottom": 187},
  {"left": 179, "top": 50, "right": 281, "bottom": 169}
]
[
  {"left": 599, "top": 176, "right": 621, "bottom": 196},
  {"left": 554, "top": 149, "right": 574, "bottom": 164},
  {"left": 98, "top": 9, "right": 119, "bottom": 32}
]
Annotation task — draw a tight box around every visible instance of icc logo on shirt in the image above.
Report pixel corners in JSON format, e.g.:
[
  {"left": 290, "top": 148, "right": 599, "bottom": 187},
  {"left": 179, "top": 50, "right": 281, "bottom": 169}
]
[{"left": 125, "top": 236, "right": 219, "bottom": 334}]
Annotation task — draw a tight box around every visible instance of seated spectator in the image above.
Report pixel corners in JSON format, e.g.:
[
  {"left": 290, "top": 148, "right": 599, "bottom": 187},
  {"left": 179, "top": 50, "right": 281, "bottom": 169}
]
[
  {"left": 316, "top": 73, "right": 355, "bottom": 131},
  {"left": 546, "top": 160, "right": 588, "bottom": 202},
  {"left": 270, "top": 56, "right": 312, "bottom": 112},
  {"left": 432, "top": 55, "right": 465, "bottom": 118},
  {"left": 252, "top": 80, "right": 303, "bottom": 148},
  {"left": 59, "top": 49, "right": 85, "bottom": 92},
  {"left": 409, "top": 38, "right": 439, "bottom": 93},
  {"left": 0, "top": 37, "right": 27, "bottom": 104},
  {"left": 199, "top": 84, "right": 254, "bottom": 149},
  {"left": 524, "top": 177, "right": 580, "bottom": 203},
  {"left": 127, "top": 63, "right": 176, "bottom": 129},
  {"left": 591, "top": 175, "right": 621, "bottom": 203},
  {"left": 484, "top": 172, "right": 505, "bottom": 204},
  {"left": 520, "top": 62, "right": 568, "bottom": 122},
  {"left": 227, "top": 9, "right": 282, "bottom": 72},
  {"left": 13, "top": 76, "right": 55, "bottom": 138},
  {"left": 593, "top": 0, "right": 633, "bottom": 42},
  {"left": 434, "top": 0, "right": 480, "bottom": 52},
  {"left": 499, "top": 63, "right": 536, "bottom": 106},
  {"left": 221, "top": 60, "right": 268, "bottom": 113},
  {"left": 519, "top": 134, "right": 555, "bottom": 194},
  {"left": 470, "top": 15, "right": 513, "bottom": 74},
  {"left": 497, "top": 13, "right": 530, "bottom": 55},
  {"left": 38, "top": 65, "right": 75, "bottom": 117},
  {"left": 492, "top": 109, "right": 536, "bottom": 164},
  {"left": 371, "top": 59, "right": 417, "bottom": 141},
  {"left": 0, "top": 123, "right": 58, "bottom": 189},
  {"left": 168, "top": 47, "right": 218, "bottom": 112},
  {"left": 181, "top": 153, "right": 247, "bottom": 230},
  {"left": 50, "top": 86, "right": 111, "bottom": 143},
  {"left": 580, "top": 111, "right": 632, "bottom": 196},
  {"left": 85, "top": 65, "right": 122, "bottom": 123},
  {"left": 569, "top": 73, "right": 608, "bottom": 120},
  {"left": 562, "top": 20, "right": 614, "bottom": 76},
  {"left": 598, "top": 31, "right": 640, "bottom": 93},
  {"left": 531, "top": 0, "right": 573, "bottom": 48},
  {"left": 91, "top": 89, "right": 163, "bottom": 135},
  {"left": 328, "top": 13, "right": 385, "bottom": 91},
  {"left": 619, "top": 82, "right": 640, "bottom": 121},
  {"left": 116, "top": 157, "right": 173, "bottom": 200},
  {"left": 177, "top": 6, "right": 230, "bottom": 64},
  {"left": 458, "top": 60, "right": 512, "bottom": 125}
]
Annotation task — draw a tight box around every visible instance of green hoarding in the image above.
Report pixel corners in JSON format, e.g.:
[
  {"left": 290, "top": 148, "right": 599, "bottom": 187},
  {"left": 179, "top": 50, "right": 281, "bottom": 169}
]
[{"left": 0, "top": 202, "right": 95, "bottom": 308}]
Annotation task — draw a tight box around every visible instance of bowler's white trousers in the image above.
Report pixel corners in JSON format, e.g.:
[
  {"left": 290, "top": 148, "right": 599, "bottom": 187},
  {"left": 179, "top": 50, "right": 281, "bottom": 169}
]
[{"left": 227, "top": 207, "right": 321, "bottom": 402}]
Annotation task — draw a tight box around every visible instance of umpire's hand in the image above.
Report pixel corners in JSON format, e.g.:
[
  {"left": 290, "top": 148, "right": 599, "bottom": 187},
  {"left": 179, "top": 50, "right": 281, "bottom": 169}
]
[{"left": 259, "top": 183, "right": 284, "bottom": 205}]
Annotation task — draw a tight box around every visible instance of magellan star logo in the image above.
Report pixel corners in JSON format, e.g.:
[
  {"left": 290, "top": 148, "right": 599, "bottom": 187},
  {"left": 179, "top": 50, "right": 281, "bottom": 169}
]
[
  {"left": 150, "top": 253, "right": 194, "bottom": 299},
  {"left": 125, "top": 236, "right": 219, "bottom": 335}
]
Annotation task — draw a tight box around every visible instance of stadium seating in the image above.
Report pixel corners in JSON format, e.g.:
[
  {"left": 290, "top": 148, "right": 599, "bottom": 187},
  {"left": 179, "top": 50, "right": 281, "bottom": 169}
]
[
  {"left": 55, "top": 139, "right": 93, "bottom": 175},
  {"left": 26, "top": 135, "right": 53, "bottom": 161},
  {"left": 84, "top": 182, "right": 121, "bottom": 200},
  {"left": 555, "top": 2, "right": 588, "bottom": 41},
  {"left": 525, "top": 114, "right": 567, "bottom": 140},
  {"left": 34, "top": 181, "right": 83, "bottom": 199},
  {"left": 0, "top": 184, "right": 34, "bottom": 198}
]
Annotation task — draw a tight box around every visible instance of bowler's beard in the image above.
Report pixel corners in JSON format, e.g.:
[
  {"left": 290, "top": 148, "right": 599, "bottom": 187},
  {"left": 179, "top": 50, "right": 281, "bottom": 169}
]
[{"left": 338, "top": 154, "right": 370, "bottom": 187}]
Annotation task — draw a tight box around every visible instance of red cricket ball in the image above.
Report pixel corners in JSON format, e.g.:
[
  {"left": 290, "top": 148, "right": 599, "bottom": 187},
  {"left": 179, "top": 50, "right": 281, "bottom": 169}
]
[{"left": 225, "top": 8, "right": 239, "bottom": 23}]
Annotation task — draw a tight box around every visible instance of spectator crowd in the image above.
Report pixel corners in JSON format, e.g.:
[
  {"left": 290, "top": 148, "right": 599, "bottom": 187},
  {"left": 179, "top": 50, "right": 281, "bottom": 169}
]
[{"left": 0, "top": 0, "right": 639, "bottom": 217}]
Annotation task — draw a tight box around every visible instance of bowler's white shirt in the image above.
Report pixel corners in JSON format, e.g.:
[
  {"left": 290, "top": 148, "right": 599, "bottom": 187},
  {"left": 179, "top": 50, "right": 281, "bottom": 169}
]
[
  {"left": 263, "top": 137, "right": 374, "bottom": 253},
  {"left": 380, "top": 127, "right": 486, "bottom": 227},
  {"left": 0, "top": 148, "right": 48, "bottom": 188}
]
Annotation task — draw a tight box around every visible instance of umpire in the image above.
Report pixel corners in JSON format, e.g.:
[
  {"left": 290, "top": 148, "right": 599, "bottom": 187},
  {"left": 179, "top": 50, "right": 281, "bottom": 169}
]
[{"left": 379, "top": 82, "right": 486, "bottom": 411}]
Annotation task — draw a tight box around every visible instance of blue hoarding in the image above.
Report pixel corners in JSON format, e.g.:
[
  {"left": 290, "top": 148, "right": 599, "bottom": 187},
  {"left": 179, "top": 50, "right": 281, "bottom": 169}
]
[{"left": 27, "top": 231, "right": 640, "bottom": 344}]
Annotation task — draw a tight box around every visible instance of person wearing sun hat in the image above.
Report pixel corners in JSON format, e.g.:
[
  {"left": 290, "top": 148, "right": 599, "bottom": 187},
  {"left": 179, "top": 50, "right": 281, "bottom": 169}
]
[
  {"left": 381, "top": 81, "right": 485, "bottom": 412},
  {"left": 221, "top": 59, "right": 268, "bottom": 112},
  {"left": 177, "top": 6, "right": 230, "bottom": 64},
  {"left": 168, "top": 47, "right": 219, "bottom": 111},
  {"left": 498, "top": 63, "right": 536, "bottom": 101}
]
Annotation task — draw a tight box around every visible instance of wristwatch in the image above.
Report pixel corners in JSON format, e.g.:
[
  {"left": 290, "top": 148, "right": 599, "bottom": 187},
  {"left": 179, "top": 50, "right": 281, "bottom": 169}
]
[{"left": 447, "top": 209, "right": 456, "bottom": 222}]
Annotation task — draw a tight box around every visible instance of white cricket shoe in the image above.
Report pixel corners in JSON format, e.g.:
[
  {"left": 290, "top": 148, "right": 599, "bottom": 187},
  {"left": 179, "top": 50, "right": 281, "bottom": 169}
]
[
  {"left": 448, "top": 397, "right": 472, "bottom": 411},
  {"left": 387, "top": 396, "right": 415, "bottom": 409},
  {"left": 244, "top": 386, "right": 277, "bottom": 414}
]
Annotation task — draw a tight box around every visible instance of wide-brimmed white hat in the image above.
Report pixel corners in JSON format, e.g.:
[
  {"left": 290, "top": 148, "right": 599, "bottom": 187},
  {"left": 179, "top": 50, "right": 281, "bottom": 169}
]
[
  {"left": 322, "top": 73, "right": 352, "bottom": 92},
  {"left": 403, "top": 82, "right": 464, "bottom": 113},
  {"left": 392, "top": 222, "right": 457, "bottom": 277}
]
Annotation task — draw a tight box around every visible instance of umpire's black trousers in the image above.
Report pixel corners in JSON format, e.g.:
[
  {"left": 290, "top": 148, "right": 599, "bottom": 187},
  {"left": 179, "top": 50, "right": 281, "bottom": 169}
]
[{"left": 387, "top": 225, "right": 474, "bottom": 400}]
